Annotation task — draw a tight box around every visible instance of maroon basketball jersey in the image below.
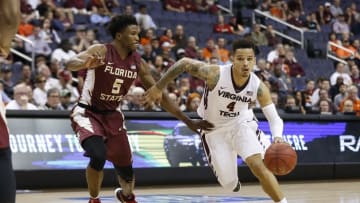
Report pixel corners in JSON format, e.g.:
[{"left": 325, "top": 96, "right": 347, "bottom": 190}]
[
  {"left": 0, "top": 96, "right": 9, "bottom": 149},
  {"left": 78, "top": 44, "right": 141, "bottom": 110}
]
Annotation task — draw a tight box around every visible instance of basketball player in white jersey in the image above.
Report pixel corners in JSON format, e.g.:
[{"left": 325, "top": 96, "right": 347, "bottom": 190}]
[{"left": 144, "top": 39, "right": 287, "bottom": 203}]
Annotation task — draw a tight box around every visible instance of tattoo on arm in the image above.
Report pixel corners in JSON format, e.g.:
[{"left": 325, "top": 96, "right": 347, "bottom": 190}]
[
  {"left": 257, "top": 81, "right": 272, "bottom": 107},
  {"left": 157, "top": 58, "right": 219, "bottom": 90}
]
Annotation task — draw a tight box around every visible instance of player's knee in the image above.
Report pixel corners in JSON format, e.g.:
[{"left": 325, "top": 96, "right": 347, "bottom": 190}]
[
  {"left": 114, "top": 165, "right": 134, "bottom": 182},
  {"left": 89, "top": 151, "right": 106, "bottom": 171}
]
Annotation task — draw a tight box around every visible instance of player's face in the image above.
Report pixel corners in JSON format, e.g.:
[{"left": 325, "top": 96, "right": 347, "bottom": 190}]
[
  {"left": 233, "top": 48, "right": 256, "bottom": 78},
  {"left": 121, "top": 25, "right": 140, "bottom": 51}
]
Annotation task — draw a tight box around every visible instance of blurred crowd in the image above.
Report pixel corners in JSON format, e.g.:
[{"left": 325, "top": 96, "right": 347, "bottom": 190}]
[{"left": 0, "top": 0, "right": 360, "bottom": 116}]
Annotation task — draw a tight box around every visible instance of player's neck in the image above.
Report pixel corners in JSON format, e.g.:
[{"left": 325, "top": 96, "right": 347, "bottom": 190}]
[{"left": 112, "top": 41, "right": 130, "bottom": 60}]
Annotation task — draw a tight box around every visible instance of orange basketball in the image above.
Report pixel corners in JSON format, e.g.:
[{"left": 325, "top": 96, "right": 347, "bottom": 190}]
[{"left": 264, "top": 143, "right": 297, "bottom": 176}]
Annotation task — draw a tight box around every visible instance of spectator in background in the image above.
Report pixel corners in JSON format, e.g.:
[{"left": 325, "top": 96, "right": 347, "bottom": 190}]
[
  {"left": 316, "top": 4, "right": 333, "bottom": 25},
  {"left": 284, "top": 50, "right": 305, "bottom": 77},
  {"left": 265, "top": 25, "right": 281, "bottom": 47},
  {"left": 350, "top": 64, "right": 360, "bottom": 86},
  {"left": 64, "top": 0, "right": 88, "bottom": 14},
  {"left": 287, "top": 0, "right": 303, "bottom": 13},
  {"left": 89, "top": 4, "right": 111, "bottom": 26},
  {"left": 71, "top": 25, "right": 90, "bottom": 53},
  {"left": 328, "top": 32, "right": 342, "bottom": 54},
  {"left": 216, "top": 38, "right": 230, "bottom": 65},
  {"left": 159, "top": 28, "right": 175, "bottom": 47},
  {"left": 319, "top": 99, "right": 333, "bottom": 115},
  {"left": 287, "top": 10, "right": 306, "bottom": 28},
  {"left": 202, "top": 38, "right": 218, "bottom": 62},
  {"left": 269, "top": 0, "right": 287, "bottom": 20},
  {"left": 6, "top": 83, "right": 37, "bottom": 110},
  {"left": 25, "top": 24, "right": 52, "bottom": 57},
  {"left": 269, "top": 64, "right": 292, "bottom": 104},
  {"left": 18, "top": 13, "right": 34, "bottom": 37},
  {"left": 330, "top": 62, "right": 352, "bottom": 86},
  {"left": 134, "top": 4, "right": 157, "bottom": 31},
  {"left": 88, "top": 0, "right": 120, "bottom": 14},
  {"left": 311, "top": 78, "right": 330, "bottom": 106},
  {"left": 254, "top": 58, "right": 272, "bottom": 81},
  {"left": 339, "top": 85, "right": 360, "bottom": 115},
  {"left": 333, "top": 14, "right": 350, "bottom": 34},
  {"left": 185, "top": 36, "right": 199, "bottom": 59},
  {"left": 213, "top": 15, "right": 233, "bottom": 34},
  {"left": 18, "top": 64, "right": 34, "bottom": 87},
  {"left": 306, "top": 12, "right": 321, "bottom": 32},
  {"left": 229, "top": 16, "right": 250, "bottom": 36},
  {"left": 173, "top": 25, "right": 187, "bottom": 51},
  {"left": 333, "top": 82, "right": 347, "bottom": 110},
  {"left": 251, "top": 24, "right": 268, "bottom": 46},
  {"left": 164, "top": 0, "right": 186, "bottom": 13},
  {"left": 37, "top": 63, "right": 61, "bottom": 91},
  {"left": 267, "top": 43, "right": 284, "bottom": 65},
  {"left": 140, "top": 28, "right": 155, "bottom": 46},
  {"left": 335, "top": 39, "right": 356, "bottom": 60},
  {"left": 60, "top": 89, "right": 74, "bottom": 110},
  {"left": 141, "top": 44, "right": 156, "bottom": 66},
  {"left": 0, "top": 82, "right": 11, "bottom": 105},
  {"left": 39, "top": 87, "right": 64, "bottom": 110},
  {"left": 185, "top": 92, "right": 201, "bottom": 112},
  {"left": 338, "top": 99, "right": 356, "bottom": 115},
  {"left": 51, "top": 39, "right": 77, "bottom": 65},
  {"left": 0, "top": 66, "right": 14, "bottom": 98},
  {"left": 123, "top": 4, "right": 133, "bottom": 15},
  {"left": 41, "top": 17, "right": 61, "bottom": 46},
  {"left": 284, "top": 95, "right": 303, "bottom": 114},
  {"left": 329, "top": 0, "right": 343, "bottom": 17},
  {"left": 32, "top": 75, "right": 48, "bottom": 107},
  {"left": 329, "top": 76, "right": 344, "bottom": 99}
]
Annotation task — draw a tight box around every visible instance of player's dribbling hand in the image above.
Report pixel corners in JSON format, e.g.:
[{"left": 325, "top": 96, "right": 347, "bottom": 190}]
[{"left": 144, "top": 85, "right": 163, "bottom": 105}]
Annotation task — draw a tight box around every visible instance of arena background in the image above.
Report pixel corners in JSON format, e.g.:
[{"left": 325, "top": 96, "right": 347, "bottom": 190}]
[{"left": 7, "top": 110, "right": 360, "bottom": 189}]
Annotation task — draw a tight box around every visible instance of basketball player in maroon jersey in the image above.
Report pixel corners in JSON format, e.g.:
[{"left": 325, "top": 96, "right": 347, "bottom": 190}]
[
  {"left": 67, "top": 15, "right": 213, "bottom": 203},
  {"left": 0, "top": 1, "right": 20, "bottom": 203}
]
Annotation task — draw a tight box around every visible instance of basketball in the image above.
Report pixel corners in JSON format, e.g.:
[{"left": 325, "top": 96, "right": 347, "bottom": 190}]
[{"left": 264, "top": 143, "right": 297, "bottom": 176}]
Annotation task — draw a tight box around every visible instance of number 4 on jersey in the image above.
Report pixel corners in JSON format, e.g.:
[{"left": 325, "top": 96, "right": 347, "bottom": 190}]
[{"left": 226, "top": 101, "right": 236, "bottom": 112}]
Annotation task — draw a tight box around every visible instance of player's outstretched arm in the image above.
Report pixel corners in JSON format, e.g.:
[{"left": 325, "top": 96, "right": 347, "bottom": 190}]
[
  {"left": 144, "top": 57, "right": 219, "bottom": 104},
  {"left": 257, "top": 81, "right": 284, "bottom": 143},
  {"left": 139, "top": 59, "right": 214, "bottom": 133},
  {"left": 66, "top": 44, "right": 106, "bottom": 71}
]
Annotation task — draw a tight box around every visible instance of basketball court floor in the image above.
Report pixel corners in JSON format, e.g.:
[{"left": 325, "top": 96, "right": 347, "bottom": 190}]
[{"left": 18, "top": 179, "right": 360, "bottom": 203}]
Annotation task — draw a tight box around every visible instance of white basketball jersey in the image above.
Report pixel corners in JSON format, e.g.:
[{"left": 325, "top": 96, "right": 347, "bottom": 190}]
[{"left": 197, "top": 64, "right": 260, "bottom": 128}]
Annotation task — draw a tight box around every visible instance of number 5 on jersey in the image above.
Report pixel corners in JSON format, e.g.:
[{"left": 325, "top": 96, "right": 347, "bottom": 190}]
[{"left": 112, "top": 78, "right": 124, "bottom": 94}]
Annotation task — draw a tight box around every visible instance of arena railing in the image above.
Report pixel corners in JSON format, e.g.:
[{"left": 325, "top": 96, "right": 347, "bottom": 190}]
[
  {"left": 252, "top": 9, "right": 305, "bottom": 48},
  {"left": 11, "top": 34, "right": 35, "bottom": 73},
  {"left": 326, "top": 41, "right": 354, "bottom": 65}
]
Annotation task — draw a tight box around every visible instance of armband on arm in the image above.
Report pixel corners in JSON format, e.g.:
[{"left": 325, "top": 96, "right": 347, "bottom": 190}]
[{"left": 262, "top": 103, "right": 283, "bottom": 138}]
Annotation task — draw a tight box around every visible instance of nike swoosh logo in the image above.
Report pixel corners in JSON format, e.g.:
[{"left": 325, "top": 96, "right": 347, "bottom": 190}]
[{"left": 220, "top": 87, "right": 226, "bottom": 89}]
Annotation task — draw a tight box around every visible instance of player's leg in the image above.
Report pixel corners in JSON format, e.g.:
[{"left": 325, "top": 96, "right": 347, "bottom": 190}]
[
  {"left": 202, "top": 128, "right": 240, "bottom": 191},
  {"left": 0, "top": 0, "right": 20, "bottom": 57},
  {"left": 234, "top": 121, "right": 286, "bottom": 203},
  {"left": 105, "top": 113, "right": 136, "bottom": 202},
  {"left": 71, "top": 106, "right": 107, "bottom": 201},
  {"left": 0, "top": 147, "right": 16, "bottom": 203},
  {"left": 82, "top": 136, "right": 107, "bottom": 199}
]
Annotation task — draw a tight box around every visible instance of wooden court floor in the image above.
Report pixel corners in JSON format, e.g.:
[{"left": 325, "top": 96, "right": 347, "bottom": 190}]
[{"left": 16, "top": 179, "right": 360, "bottom": 203}]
